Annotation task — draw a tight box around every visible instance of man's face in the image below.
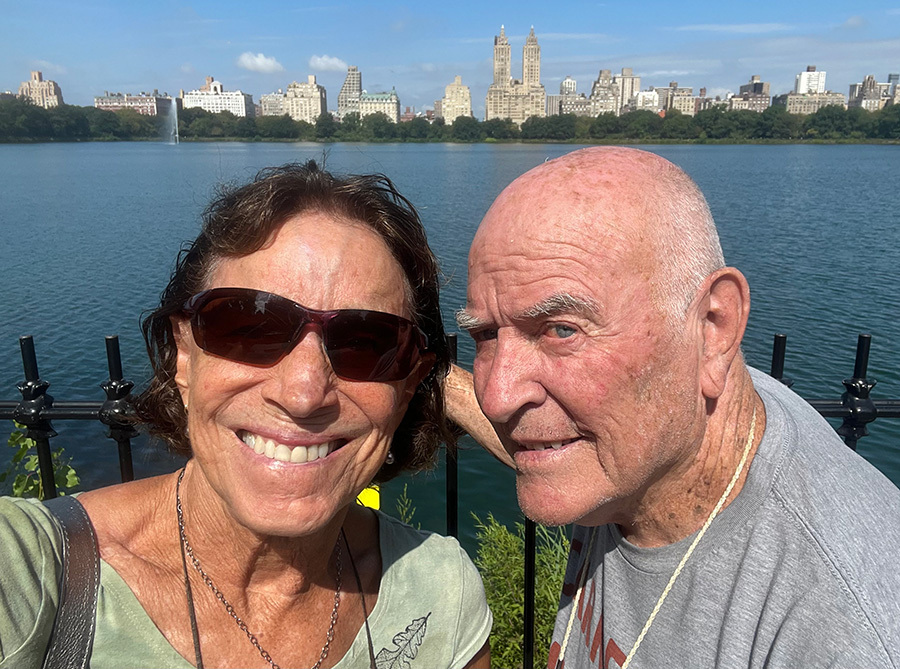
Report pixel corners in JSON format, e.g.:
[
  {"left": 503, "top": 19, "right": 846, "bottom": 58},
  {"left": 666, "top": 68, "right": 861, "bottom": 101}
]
[{"left": 464, "top": 171, "right": 706, "bottom": 527}]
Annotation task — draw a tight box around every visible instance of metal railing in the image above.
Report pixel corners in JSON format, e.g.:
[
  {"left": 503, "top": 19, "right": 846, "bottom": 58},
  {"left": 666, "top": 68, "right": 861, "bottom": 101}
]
[{"left": 3, "top": 332, "right": 900, "bottom": 669}]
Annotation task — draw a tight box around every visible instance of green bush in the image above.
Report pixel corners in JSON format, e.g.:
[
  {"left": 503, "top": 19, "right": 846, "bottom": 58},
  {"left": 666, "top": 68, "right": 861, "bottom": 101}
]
[
  {"left": 473, "top": 513, "right": 569, "bottom": 669},
  {"left": 1, "top": 423, "right": 80, "bottom": 498}
]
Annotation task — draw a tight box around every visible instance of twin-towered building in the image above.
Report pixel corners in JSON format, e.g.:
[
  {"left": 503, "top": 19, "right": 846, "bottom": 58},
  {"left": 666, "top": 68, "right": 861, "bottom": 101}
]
[
  {"left": 485, "top": 25, "right": 546, "bottom": 125},
  {"left": 260, "top": 76, "right": 327, "bottom": 124}
]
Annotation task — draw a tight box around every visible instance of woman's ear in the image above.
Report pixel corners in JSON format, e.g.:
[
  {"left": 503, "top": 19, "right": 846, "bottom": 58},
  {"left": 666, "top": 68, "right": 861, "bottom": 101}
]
[{"left": 171, "top": 315, "right": 193, "bottom": 402}]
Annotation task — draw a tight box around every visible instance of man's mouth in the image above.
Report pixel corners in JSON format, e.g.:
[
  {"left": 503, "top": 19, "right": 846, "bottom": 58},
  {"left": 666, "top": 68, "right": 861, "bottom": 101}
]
[
  {"left": 517, "top": 437, "right": 581, "bottom": 452},
  {"left": 238, "top": 430, "right": 346, "bottom": 463}
]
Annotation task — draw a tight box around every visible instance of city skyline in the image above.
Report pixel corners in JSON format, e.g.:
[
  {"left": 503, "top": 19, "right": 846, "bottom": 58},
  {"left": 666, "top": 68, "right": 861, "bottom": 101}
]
[{"left": 3, "top": 1, "right": 899, "bottom": 117}]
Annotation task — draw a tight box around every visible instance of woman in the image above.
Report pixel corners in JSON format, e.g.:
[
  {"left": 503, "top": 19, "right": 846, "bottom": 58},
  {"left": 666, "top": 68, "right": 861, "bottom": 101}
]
[{"left": 0, "top": 163, "right": 491, "bottom": 668}]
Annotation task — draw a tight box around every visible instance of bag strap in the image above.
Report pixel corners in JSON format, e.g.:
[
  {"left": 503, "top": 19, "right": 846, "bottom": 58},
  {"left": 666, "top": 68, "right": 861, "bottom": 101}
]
[{"left": 42, "top": 495, "right": 100, "bottom": 669}]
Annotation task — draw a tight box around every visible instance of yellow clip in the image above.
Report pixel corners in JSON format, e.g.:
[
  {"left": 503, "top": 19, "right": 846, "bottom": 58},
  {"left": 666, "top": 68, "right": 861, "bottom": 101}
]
[{"left": 356, "top": 485, "right": 380, "bottom": 510}]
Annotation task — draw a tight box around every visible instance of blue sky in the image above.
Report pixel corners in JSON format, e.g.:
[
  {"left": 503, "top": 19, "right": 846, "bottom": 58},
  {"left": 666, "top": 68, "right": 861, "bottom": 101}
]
[{"left": 3, "top": 1, "right": 899, "bottom": 116}]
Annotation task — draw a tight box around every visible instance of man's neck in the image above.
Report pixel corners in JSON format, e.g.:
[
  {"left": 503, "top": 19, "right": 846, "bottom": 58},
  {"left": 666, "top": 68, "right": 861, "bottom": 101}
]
[{"left": 618, "top": 367, "right": 766, "bottom": 548}]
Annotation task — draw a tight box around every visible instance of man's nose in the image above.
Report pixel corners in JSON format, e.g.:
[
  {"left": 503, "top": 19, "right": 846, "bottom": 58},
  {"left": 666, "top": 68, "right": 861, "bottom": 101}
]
[
  {"left": 261, "top": 331, "right": 340, "bottom": 418},
  {"left": 474, "top": 333, "right": 546, "bottom": 424}
]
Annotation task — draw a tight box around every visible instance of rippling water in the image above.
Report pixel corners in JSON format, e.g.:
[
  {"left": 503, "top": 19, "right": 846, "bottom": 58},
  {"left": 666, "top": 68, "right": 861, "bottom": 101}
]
[{"left": 1, "top": 142, "right": 898, "bottom": 549}]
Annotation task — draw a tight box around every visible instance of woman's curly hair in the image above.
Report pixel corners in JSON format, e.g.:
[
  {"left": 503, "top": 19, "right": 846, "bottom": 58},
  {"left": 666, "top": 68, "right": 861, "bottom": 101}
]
[{"left": 133, "top": 161, "right": 454, "bottom": 482}]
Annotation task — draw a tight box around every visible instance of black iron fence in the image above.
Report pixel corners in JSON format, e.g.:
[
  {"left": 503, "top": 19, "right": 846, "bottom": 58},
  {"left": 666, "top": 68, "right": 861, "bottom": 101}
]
[{"left": 3, "top": 332, "right": 900, "bottom": 669}]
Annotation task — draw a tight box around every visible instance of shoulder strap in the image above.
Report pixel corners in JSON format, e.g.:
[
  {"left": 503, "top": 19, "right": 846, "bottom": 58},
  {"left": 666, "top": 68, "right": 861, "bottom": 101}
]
[{"left": 42, "top": 495, "right": 100, "bottom": 669}]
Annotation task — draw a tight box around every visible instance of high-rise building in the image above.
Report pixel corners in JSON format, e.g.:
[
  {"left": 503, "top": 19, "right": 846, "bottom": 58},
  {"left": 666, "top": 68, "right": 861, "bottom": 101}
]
[
  {"left": 560, "top": 76, "right": 577, "bottom": 96},
  {"left": 182, "top": 77, "right": 254, "bottom": 117},
  {"left": 493, "top": 25, "right": 511, "bottom": 87},
  {"left": 284, "top": 76, "right": 327, "bottom": 124},
  {"left": 589, "top": 69, "right": 619, "bottom": 116},
  {"left": 485, "top": 25, "right": 546, "bottom": 125},
  {"left": 795, "top": 66, "right": 826, "bottom": 94},
  {"left": 612, "top": 68, "right": 640, "bottom": 114},
  {"left": 888, "top": 73, "right": 899, "bottom": 95},
  {"left": 654, "top": 81, "right": 694, "bottom": 116},
  {"left": 848, "top": 75, "right": 891, "bottom": 111},
  {"left": 259, "top": 90, "right": 286, "bottom": 116},
  {"left": 729, "top": 75, "right": 771, "bottom": 113},
  {"left": 338, "top": 66, "right": 362, "bottom": 119},
  {"left": 441, "top": 76, "right": 472, "bottom": 124},
  {"left": 18, "top": 71, "right": 63, "bottom": 108}
]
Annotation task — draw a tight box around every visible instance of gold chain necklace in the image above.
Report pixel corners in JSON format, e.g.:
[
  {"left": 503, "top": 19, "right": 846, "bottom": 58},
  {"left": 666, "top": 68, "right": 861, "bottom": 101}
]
[
  {"left": 176, "top": 468, "right": 342, "bottom": 669},
  {"left": 556, "top": 408, "right": 757, "bottom": 668}
]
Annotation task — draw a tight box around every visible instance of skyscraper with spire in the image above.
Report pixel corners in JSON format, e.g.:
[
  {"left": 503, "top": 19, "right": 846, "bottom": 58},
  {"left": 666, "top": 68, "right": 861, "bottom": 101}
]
[{"left": 485, "top": 25, "right": 546, "bottom": 125}]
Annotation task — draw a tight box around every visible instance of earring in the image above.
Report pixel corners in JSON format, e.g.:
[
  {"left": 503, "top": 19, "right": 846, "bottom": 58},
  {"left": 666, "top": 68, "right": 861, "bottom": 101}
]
[{"left": 385, "top": 451, "right": 395, "bottom": 465}]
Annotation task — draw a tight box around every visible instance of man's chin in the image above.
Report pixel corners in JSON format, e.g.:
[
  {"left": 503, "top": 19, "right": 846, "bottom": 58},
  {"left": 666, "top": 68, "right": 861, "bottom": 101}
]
[{"left": 516, "top": 487, "right": 582, "bottom": 527}]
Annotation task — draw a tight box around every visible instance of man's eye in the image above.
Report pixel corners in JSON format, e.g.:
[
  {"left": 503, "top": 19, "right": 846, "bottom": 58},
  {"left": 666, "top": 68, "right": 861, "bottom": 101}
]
[
  {"left": 547, "top": 324, "right": 577, "bottom": 339},
  {"left": 471, "top": 328, "right": 498, "bottom": 343}
]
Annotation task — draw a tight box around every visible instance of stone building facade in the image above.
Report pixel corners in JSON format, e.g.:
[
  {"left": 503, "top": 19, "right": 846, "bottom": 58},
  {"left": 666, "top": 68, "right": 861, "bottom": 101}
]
[{"left": 18, "top": 71, "right": 63, "bottom": 108}]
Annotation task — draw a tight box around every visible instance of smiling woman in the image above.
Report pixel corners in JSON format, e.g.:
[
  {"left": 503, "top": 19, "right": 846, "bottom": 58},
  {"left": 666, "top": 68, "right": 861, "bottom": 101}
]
[{"left": 0, "top": 162, "right": 491, "bottom": 669}]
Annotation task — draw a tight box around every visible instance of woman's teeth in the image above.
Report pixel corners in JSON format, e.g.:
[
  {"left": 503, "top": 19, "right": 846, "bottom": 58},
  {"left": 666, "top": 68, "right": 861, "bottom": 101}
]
[{"left": 240, "top": 432, "right": 337, "bottom": 463}]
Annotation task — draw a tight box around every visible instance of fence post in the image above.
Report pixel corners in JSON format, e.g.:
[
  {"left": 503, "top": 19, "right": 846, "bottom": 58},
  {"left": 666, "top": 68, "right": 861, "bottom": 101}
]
[
  {"left": 13, "top": 336, "right": 58, "bottom": 498},
  {"left": 446, "top": 333, "right": 459, "bottom": 539},
  {"left": 524, "top": 518, "right": 537, "bottom": 669},
  {"left": 99, "top": 336, "right": 137, "bottom": 483},
  {"left": 769, "top": 333, "right": 793, "bottom": 388},
  {"left": 837, "top": 334, "right": 877, "bottom": 451}
]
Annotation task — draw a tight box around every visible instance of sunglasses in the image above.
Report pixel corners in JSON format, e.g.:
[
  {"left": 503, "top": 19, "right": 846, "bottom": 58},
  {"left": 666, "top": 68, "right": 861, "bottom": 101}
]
[{"left": 182, "top": 288, "right": 429, "bottom": 382}]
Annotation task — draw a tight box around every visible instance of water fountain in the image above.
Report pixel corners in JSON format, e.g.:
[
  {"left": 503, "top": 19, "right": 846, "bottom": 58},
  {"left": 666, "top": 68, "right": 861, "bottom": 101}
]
[{"left": 169, "top": 97, "right": 179, "bottom": 144}]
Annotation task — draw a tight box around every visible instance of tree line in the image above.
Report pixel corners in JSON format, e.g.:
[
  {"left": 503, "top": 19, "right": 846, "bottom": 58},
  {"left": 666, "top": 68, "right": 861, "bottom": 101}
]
[{"left": 2, "top": 96, "right": 899, "bottom": 143}]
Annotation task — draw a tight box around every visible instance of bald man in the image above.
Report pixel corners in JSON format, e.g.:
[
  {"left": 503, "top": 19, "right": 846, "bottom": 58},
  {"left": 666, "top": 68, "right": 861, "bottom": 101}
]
[{"left": 451, "top": 147, "right": 900, "bottom": 668}]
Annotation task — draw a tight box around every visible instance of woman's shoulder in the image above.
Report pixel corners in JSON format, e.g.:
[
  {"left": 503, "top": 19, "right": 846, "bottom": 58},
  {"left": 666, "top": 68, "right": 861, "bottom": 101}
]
[
  {"left": 374, "top": 510, "right": 477, "bottom": 579},
  {"left": 0, "top": 496, "right": 63, "bottom": 668}
]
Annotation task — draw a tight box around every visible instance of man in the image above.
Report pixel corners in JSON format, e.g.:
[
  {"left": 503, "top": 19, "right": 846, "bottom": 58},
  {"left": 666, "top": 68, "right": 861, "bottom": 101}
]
[{"left": 452, "top": 147, "right": 900, "bottom": 668}]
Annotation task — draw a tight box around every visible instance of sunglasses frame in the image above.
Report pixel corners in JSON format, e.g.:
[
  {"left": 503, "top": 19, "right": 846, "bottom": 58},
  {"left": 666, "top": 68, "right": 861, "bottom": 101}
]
[{"left": 181, "top": 287, "right": 430, "bottom": 382}]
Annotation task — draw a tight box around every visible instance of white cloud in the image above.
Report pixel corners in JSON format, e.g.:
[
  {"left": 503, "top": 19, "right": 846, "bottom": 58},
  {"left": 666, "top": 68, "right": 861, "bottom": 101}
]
[
  {"left": 236, "top": 52, "right": 284, "bottom": 73},
  {"left": 309, "top": 54, "right": 348, "bottom": 71},
  {"left": 841, "top": 15, "right": 866, "bottom": 29},
  {"left": 674, "top": 23, "right": 791, "bottom": 34},
  {"left": 180, "top": 63, "right": 195, "bottom": 74}
]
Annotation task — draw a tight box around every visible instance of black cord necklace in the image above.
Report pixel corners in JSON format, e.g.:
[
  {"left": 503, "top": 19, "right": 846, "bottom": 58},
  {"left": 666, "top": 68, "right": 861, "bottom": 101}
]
[{"left": 175, "top": 468, "right": 376, "bottom": 668}]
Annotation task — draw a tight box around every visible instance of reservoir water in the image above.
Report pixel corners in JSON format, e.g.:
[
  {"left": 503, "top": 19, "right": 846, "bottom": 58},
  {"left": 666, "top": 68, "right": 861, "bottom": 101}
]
[{"left": 1, "top": 142, "right": 898, "bottom": 551}]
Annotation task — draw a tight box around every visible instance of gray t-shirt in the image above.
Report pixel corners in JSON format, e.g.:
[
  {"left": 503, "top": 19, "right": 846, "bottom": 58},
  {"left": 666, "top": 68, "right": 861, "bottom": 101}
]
[{"left": 549, "top": 367, "right": 900, "bottom": 668}]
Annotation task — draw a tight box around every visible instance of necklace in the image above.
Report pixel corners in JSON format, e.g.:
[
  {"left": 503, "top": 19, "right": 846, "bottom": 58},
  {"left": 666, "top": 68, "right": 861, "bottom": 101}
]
[
  {"left": 556, "top": 408, "right": 758, "bottom": 669},
  {"left": 176, "top": 468, "right": 342, "bottom": 669}
]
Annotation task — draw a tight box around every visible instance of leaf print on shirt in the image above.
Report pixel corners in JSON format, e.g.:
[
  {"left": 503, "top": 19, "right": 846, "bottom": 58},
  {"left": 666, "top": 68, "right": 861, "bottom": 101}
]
[{"left": 374, "top": 612, "right": 431, "bottom": 669}]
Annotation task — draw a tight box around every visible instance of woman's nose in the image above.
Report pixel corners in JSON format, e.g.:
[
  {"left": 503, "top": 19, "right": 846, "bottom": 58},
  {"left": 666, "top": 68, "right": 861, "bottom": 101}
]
[{"left": 261, "top": 331, "right": 340, "bottom": 418}]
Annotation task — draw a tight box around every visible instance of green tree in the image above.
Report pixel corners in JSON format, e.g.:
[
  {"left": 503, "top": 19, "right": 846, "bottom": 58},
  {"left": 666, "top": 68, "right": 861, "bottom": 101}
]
[
  {"left": 589, "top": 112, "right": 621, "bottom": 139},
  {"left": 803, "top": 105, "right": 849, "bottom": 139},
  {"left": 315, "top": 112, "right": 338, "bottom": 139},
  {"left": 47, "top": 104, "right": 90, "bottom": 139},
  {"left": 482, "top": 117, "right": 519, "bottom": 140},
  {"left": 874, "top": 103, "right": 900, "bottom": 139},
  {"left": 426, "top": 117, "right": 448, "bottom": 140},
  {"left": 620, "top": 109, "right": 663, "bottom": 139},
  {"left": 660, "top": 109, "right": 700, "bottom": 139},
  {"left": 758, "top": 105, "right": 801, "bottom": 139},
  {"left": 257, "top": 114, "right": 297, "bottom": 139},
  {"left": 450, "top": 115, "right": 483, "bottom": 141},
  {"left": 360, "top": 112, "right": 396, "bottom": 140},
  {"left": 399, "top": 116, "right": 430, "bottom": 140}
]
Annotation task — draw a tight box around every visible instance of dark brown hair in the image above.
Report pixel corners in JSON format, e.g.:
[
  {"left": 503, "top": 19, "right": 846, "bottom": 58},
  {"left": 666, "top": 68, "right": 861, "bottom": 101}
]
[{"left": 134, "top": 161, "right": 453, "bottom": 482}]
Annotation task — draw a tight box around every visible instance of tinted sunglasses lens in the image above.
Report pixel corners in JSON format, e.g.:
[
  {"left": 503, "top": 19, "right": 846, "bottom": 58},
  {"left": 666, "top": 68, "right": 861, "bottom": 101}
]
[
  {"left": 193, "top": 294, "right": 293, "bottom": 364},
  {"left": 325, "top": 311, "right": 420, "bottom": 382}
]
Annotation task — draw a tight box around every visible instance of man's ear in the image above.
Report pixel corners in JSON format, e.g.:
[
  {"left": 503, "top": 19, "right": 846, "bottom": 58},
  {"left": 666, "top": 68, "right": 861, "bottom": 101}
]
[
  {"left": 697, "top": 267, "right": 750, "bottom": 399},
  {"left": 171, "top": 315, "right": 193, "bottom": 402}
]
